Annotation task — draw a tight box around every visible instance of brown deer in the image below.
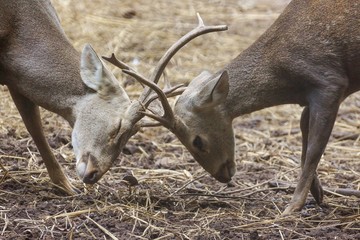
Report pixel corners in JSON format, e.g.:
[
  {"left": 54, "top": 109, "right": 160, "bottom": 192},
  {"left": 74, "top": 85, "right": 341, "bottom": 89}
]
[
  {"left": 0, "top": 1, "right": 227, "bottom": 194},
  {"left": 115, "top": 0, "right": 360, "bottom": 214}
]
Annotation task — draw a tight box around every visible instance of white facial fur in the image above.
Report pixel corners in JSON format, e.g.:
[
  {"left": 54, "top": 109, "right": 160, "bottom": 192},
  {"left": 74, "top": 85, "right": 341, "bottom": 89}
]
[{"left": 73, "top": 44, "right": 132, "bottom": 183}]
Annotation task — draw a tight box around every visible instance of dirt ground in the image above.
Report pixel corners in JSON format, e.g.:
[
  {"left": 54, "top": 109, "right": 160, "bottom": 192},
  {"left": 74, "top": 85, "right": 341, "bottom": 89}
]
[{"left": 0, "top": 0, "right": 359, "bottom": 239}]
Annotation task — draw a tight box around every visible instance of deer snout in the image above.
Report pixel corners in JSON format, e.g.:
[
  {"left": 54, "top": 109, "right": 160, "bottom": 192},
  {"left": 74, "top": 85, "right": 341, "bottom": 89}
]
[
  {"left": 213, "top": 160, "right": 236, "bottom": 183},
  {"left": 76, "top": 153, "right": 100, "bottom": 184}
]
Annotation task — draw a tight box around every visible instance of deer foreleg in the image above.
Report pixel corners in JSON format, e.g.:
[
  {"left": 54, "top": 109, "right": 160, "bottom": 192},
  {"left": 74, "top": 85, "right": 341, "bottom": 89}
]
[
  {"left": 300, "top": 106, "right": 324, "bottom": 204},
  {"left": 283, "top": 88, "right": 342, "bottom": 215},
  {"left": 8, "top": 88, "right": 78, "bottom": 195}
]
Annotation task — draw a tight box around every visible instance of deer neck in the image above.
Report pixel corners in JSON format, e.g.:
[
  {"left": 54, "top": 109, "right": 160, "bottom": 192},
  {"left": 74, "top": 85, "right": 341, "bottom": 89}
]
[
  {"left": 36, "top": 50, "right": 87, "bottom": 127},
  {"left": 222, "top": 0, "right": 360, "bottom": 119},
  {"left": 222, "top": 38, "right": 306, "bottom": 119},
  {"left": 4, "top": 41, "right": 87, "bottom": 127}
]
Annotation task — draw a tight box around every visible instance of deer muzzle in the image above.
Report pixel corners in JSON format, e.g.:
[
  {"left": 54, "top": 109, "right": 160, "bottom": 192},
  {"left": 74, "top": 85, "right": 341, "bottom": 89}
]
[
  {"left": 76, "top": 153, "right": 100, "bottom": 184},
  {"left": 212, "top": 160, "right": 236, "bottom": 183}
]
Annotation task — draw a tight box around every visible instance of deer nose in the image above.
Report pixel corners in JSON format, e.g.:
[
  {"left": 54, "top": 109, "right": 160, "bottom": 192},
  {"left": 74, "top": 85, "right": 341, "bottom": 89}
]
[
  {"left": 213, "top": 160, "right": 236, "bottom": 183},
  {"left": 76, "top": 153, "right": 100, "bottom": 184}
]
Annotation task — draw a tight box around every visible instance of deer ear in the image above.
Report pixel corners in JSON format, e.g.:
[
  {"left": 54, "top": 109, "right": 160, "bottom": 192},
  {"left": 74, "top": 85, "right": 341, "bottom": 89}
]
[
  {"left": 80, "top": 44, "right": 121, "bottom": 97},
  {"left": 194, "top": 70, "right": 229, "bottom": 108},
  {"left": 188, "top": 71, "right": 213, "bottom": 89}
]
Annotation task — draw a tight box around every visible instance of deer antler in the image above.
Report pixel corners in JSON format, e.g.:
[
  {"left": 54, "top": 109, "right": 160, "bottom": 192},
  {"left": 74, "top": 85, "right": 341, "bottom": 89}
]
[
  {"left": 122, "top": 69, "right": 176, "bottom": 125},
  {"left": 103, "top": 13, "right": 227, "bottom": 128},
  {"left": 141, "top": 13, "right": 227, "bottom": 101}
]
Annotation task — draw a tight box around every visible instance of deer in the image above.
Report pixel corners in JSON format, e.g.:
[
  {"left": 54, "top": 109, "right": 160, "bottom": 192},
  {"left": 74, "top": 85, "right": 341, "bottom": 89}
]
[
  {"left": 0, "top": 0, "right": 144, "bottom": 194},
  {"left": 0, "top": 0, "right": 228, "bottom": 194},
  {"left": 107, "top": 0, "right": 360, "bottom": 214}
]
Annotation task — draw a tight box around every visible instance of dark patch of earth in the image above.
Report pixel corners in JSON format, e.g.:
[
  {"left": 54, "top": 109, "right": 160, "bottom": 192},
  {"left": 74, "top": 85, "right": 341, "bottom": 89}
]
[{"left": 0, "top": 128, "right": 359, "bottom": 239}]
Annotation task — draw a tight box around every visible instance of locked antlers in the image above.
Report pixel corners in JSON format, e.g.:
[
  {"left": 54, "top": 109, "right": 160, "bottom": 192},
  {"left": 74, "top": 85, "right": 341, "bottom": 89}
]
[{"left": 103, "top": 13, "right": 228, "bottom": 128}]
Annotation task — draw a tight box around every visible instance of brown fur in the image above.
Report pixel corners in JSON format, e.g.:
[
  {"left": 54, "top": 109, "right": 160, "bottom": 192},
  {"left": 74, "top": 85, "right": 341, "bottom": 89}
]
[
  {"left": 171, "top": 0, "right": 360, "bottom": 214},
  {"left": 0, "top": 0, "right": 133, "bottom": 193}
]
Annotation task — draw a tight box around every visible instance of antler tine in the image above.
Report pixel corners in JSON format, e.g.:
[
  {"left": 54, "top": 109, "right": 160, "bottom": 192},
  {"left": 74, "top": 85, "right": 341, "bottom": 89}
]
[
  {"left": 139, "top": 120, "right": 162, "bottom": 128},
  {"left": 162, "top": 72, "right": 172, "bottom": 91},
  {"left": 145, "top": 84, "right": 186, "bottom": 107},
  {"left": 102, "top": 54, "right": 145, "bottom": 88},
  {"left": 197, "top": 12, "right": 205, "bottom": 27},
  {"left": 164, "top": 86, "right": 186, "bottom": 98},
  {"left": 102, "top": 53, "right": 135, "bottom": 72},
  {"left": 140, "top": 13, "right": 228, "bottom": 102},
  {"left": 141, "top": 111, "right": 171, "bottom": 128}
]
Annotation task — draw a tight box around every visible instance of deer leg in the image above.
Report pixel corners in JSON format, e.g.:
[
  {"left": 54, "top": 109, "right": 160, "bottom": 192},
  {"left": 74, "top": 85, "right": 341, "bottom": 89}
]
[
  {"left": 8, "top": 88, "right": 79, "bottom": 195},
  {"left": 300, "top": 106, "right": 323, "bottom": 204},
  {"left": 283, "top": 90, "right": 341, "bottom": 215}
]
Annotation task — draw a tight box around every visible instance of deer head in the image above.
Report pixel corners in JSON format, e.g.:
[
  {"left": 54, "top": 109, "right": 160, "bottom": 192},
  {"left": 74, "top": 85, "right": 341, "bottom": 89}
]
[
  {"left": 79, "top": 14, "right": 228, "bottom": 184},
  {"left": 172, "top": 70, "right": 235, "bottom": 183},
  {"left": 127, "top": 69, "right": 235, "bottom": 183},
  {"left": 70, "top": 44, "right": 136, "bottom": 184}
]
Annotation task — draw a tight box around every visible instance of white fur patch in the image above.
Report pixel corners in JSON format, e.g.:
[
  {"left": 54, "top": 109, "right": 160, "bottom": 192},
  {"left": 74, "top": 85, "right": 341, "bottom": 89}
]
[{"left": 76, "top": 161, "right": 87, "bottom": 178}]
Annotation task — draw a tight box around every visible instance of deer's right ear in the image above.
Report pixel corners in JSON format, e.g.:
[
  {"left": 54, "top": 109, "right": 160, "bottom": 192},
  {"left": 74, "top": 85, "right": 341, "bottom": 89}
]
[
  {"left": 193, "top": 70, "right": 229, "bottom": 108},
  {"left": 80, "top": 44, "right": 121, "bottom": 97}
]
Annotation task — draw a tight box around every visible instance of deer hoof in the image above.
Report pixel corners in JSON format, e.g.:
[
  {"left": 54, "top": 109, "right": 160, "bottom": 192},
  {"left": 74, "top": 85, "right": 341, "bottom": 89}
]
[
  {"left": 282, "top": 201, "right": 304, "bottom": 216},
  {"left": 54, "top": 179, "right": 81, "bottom": 195},
  {"left": 310, "top": 175, "right": 324, "bottom": 204}
]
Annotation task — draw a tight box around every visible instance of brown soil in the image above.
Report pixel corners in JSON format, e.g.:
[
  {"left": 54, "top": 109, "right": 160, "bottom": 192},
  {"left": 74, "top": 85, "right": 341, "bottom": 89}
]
[{"left": 0, "top": 0, "right": 359, "bottom": 239}]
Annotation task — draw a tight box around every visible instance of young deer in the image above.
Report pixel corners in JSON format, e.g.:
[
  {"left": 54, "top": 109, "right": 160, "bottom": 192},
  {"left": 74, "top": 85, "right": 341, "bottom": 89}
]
[
  {"left": 120, "top": 0, "right": 360, "bottom": 214},
  {"left": 0, "top": 0, "right": 140, "bottom": 193}
]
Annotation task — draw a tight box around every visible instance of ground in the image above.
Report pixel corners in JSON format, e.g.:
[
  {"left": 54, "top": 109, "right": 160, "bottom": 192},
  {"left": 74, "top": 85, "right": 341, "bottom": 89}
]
[{"left": 0, "top": 0, "right": 359, "bottom": 239}]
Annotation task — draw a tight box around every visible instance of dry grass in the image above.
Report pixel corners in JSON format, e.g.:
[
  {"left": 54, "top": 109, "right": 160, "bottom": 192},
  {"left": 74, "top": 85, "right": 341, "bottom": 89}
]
[{"left": 0, "top": 0, "right": 359, "bottom": 239}]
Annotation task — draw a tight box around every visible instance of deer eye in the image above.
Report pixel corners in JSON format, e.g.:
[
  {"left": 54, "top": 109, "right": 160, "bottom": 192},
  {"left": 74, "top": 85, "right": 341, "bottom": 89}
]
[
  {"left": 193, "top": 135, "right": 205, "bottom": 152},
  {"left": 110, "top": 120, "right": 122, "bottom": 141}
]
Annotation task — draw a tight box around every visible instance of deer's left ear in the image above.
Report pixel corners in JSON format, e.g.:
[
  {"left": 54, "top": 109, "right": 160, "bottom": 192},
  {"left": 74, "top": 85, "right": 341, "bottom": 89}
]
[
  {"left": 194, "top": 70, "right": 229, "bottom": 108},
  {"left": 187, "top": 70, "right": 213, "bottom": 89}
]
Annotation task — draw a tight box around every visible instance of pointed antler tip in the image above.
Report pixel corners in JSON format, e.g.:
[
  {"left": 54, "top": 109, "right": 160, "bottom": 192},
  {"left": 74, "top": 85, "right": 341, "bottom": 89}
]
[
  {"left": 196, "top": 12, "right": 205, "bottom": 27},
  {"left": 101, "top": 55, "right": 113, "bottom": 63}
]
